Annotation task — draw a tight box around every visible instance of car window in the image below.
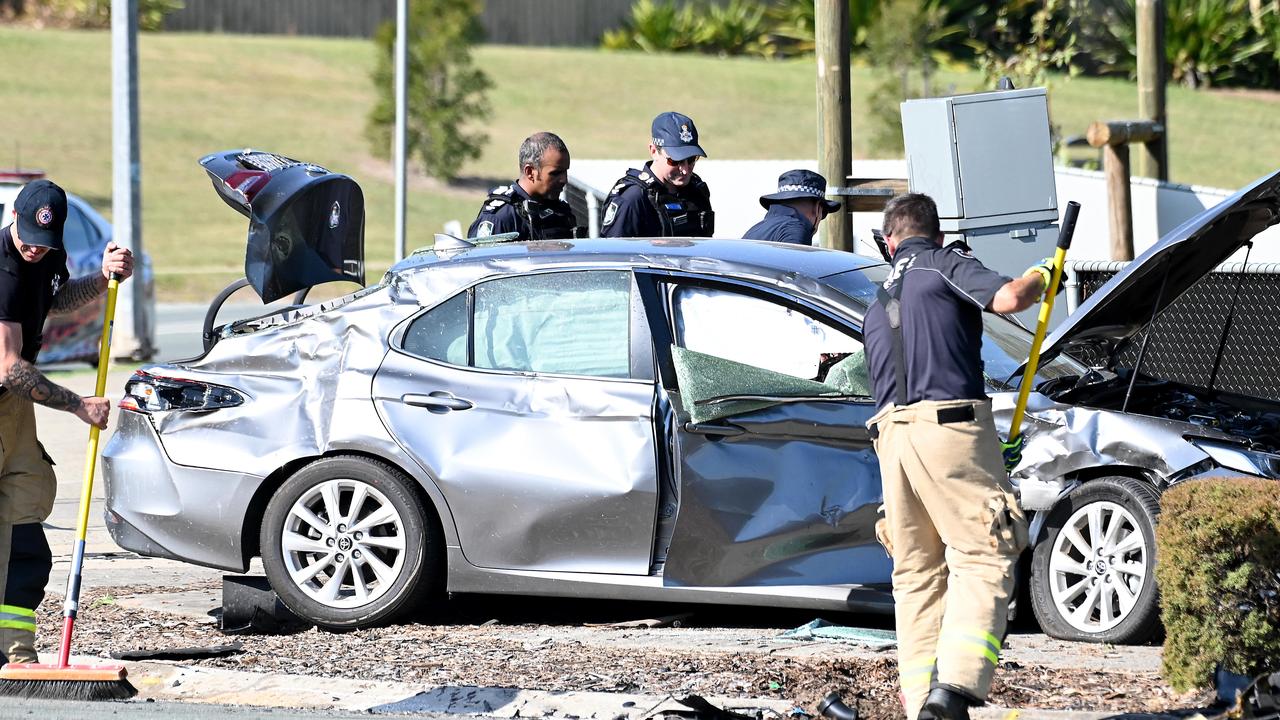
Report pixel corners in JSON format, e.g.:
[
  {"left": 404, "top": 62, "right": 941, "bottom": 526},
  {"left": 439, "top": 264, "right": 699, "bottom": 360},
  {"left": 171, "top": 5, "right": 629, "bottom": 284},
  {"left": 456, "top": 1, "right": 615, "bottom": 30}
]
[
  {"left": 672, "top": 285, "right": 868, "bottom": 391},
  {"left": 403, "top": 292, "right": 468, "bottom": 365},
  {"left": 472, "top": 270, "right": 631, "bottom": 378},
  {"left": 61, "top": 204, "right": 99, "bottom": 262}
]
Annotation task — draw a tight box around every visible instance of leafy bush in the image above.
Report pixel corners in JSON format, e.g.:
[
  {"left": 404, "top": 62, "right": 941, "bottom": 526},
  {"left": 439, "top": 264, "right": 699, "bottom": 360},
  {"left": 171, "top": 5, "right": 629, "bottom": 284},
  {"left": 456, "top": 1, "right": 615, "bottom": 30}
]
[
  {"left": 863, "top": 0, "right": 967, "bottom": 156},
  {"left": 975, "top": 0, "right": 1079, "bottom": 90},
  {"left": 365, "top": 0, "right": 491, "bottom": 183},
  {"left": 1073, "top": 0, "right": 1272, "bottom": 88},
  {"left": 603, "top": 0, "right": 881, "bottom": 58},
  {"left": 601, "top": 0, "right": 701, "bottom": 53},
  {"left": 1157, "top": 477, "right": 1280, "bottom": 691},
  {"left": 9, "top": 0, "right": 183, "bottom": 30},
  {"left": 696, "top": 0, "right": 769, "bottom": 56}
]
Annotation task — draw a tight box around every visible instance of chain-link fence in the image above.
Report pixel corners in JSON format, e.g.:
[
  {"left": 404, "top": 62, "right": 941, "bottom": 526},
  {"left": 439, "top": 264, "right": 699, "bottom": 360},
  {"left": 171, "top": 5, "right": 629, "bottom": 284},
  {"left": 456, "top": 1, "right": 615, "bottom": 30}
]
[{"left": 1071, "top": 261, "right": 1280, "bottom": 401}]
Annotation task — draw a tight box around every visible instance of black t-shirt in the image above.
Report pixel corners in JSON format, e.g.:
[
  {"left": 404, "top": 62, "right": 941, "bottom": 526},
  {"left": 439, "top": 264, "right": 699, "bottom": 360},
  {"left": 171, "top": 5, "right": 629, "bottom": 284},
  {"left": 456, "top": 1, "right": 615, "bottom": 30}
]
[
  {"left": 863, "top": 236, "right": 1010, "bottom": 411},
  {"left": 0, "top": 225, "right": 70, "bottom": 363}
]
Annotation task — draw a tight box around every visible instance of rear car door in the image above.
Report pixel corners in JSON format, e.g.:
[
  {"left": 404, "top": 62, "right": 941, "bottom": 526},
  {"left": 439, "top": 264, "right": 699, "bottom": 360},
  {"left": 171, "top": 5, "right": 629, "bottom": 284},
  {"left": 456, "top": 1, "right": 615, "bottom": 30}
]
[
  {"left": 373, "top": 269, "right": 661, "bottom": 575},
  {"left": 636, "top": 271, "right": 891, "bottom": 589}
]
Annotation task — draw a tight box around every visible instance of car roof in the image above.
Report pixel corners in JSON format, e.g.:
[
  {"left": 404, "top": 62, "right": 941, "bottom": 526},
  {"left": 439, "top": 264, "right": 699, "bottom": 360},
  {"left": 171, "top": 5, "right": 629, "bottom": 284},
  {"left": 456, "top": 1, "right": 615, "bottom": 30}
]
[{"left": 390, "top": 236, "right": 880, "bottom": 283}]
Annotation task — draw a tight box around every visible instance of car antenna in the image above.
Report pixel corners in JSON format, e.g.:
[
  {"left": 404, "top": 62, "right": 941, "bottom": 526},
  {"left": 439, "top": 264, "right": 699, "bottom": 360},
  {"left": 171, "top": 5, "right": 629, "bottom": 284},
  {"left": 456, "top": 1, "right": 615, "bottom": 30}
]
[
  {"left": 1206, "top": 240, "right": 1254, "bottom": 394},
  {"left": 1121, "top": 261, "right": 1171, "bottom": 414}
]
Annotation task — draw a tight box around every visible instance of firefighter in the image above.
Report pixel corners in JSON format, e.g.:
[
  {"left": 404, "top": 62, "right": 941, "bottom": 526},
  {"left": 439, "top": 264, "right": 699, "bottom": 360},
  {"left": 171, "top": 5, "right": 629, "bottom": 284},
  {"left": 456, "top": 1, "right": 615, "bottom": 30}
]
[
  {"left": 0, "top": 179, "right": 133, "bottom": 666},
  {"left": 862, "top": 193, "right": 1051, "bottom": 720},
  {"left": 468, "top": 131, "right": 580, "bottom": 241},
  {"left": 600, "top": 111, "right": 713, "bottom": 238}
]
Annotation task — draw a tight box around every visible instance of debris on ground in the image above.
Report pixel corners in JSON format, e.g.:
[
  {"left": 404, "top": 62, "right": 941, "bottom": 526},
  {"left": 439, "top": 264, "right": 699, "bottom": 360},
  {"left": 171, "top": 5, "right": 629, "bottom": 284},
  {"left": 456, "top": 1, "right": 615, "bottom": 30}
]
[{"left": 44, "top": 585, "right": 1215, "bottom": 720}]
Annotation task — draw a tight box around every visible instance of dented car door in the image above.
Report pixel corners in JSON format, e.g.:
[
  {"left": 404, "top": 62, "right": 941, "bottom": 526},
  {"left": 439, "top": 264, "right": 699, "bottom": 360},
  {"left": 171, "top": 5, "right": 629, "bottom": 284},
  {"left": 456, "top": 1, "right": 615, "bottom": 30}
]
[{"left": 637, "top": 272, "right": 892, "bottom": 590}]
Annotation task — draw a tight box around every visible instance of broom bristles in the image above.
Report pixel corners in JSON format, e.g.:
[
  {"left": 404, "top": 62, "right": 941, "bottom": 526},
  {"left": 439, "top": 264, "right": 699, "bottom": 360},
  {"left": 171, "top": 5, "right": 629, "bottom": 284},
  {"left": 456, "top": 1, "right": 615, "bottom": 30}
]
[
  {"left": 0, "top": 677, "right": 137, "bottom": 700},
  {"left": 0, "top": 662, "right": 137, "bottom": 700}
]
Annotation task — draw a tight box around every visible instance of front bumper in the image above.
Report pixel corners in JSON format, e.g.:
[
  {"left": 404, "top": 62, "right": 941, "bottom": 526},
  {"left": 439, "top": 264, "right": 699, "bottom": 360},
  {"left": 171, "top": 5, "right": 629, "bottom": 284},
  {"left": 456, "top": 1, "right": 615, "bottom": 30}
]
[{"left": 101, "top": 410, "right": 268, "bottom": 572}]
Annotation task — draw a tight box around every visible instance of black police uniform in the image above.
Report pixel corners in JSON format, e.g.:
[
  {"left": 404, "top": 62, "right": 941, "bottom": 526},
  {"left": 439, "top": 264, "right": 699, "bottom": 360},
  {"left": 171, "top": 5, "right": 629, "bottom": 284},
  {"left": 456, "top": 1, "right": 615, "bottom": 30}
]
[
  {"left": 742, "top": 204, "right": 813, "bottom": 245},
  {"left": 863, "top": 236, "right": 1009, "bottom": 412},
  {"left": 599, "top": 162, "right": 714, "bottom": 238},
  {"left": 0, "top": 224, "right": 67, "bottom": 664},
  {"left": 467, "top": 183, "right": 579, "bottom": 241}
]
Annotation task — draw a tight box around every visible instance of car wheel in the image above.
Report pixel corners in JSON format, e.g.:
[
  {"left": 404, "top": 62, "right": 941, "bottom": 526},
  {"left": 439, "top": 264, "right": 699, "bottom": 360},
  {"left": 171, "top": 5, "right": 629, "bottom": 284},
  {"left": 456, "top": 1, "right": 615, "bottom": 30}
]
[
  {"left": 260, "top": 456, "right": 439, "bottom": 629},
  {"left": 1029, "top": 476, "right": 1161, "bottom": 644}
]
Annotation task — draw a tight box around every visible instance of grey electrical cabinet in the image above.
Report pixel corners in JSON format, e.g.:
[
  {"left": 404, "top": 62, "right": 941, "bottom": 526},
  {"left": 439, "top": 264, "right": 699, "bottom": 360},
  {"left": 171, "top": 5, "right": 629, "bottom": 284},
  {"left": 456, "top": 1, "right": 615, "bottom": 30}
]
[{"left": 901, "top": 87, "right": 1057, "bottom": 231}]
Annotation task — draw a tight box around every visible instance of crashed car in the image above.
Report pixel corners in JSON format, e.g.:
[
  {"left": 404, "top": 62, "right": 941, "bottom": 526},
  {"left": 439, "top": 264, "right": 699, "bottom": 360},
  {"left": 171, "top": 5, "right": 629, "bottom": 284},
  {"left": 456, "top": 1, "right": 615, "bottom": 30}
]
[{"left": 101, "top": 150, "right": 1280, "bottom": 645}]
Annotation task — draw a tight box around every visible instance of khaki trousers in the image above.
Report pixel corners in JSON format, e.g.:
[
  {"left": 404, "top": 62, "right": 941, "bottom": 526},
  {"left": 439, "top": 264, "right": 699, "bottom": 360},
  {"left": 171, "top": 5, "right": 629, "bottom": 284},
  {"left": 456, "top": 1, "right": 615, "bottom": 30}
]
[
  {"left": 0, "top": 392, "right": 58, "bottom": 664},
  {"left": 869, "top": 399, "right": 1027, "bottom": 718}
]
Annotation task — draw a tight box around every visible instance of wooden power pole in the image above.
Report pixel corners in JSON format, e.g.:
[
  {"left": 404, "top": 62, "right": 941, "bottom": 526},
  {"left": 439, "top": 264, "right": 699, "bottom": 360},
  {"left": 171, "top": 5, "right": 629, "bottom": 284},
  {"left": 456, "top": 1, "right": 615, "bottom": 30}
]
[
  {"left": 1136, "top": 0, "right": 1167, "bottom": 180},
  {"left": 816, "top": 0, "right": 852, "bottom": 251}
]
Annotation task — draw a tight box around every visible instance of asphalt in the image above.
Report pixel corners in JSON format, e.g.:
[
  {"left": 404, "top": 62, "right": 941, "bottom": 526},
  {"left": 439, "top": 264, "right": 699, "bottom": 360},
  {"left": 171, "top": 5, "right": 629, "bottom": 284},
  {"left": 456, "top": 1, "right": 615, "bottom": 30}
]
[{"left": 24, "top": 317, "right": 1155, "bottom": 719}]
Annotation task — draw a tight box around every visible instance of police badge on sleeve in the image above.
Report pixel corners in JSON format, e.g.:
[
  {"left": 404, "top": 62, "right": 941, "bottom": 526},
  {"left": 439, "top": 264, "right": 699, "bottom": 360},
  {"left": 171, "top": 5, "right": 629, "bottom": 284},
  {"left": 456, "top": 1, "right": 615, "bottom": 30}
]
[
  {"left": 476, "top": 221, "right": 494, "bottom": 237},
  {"left": 602, "top": 202, "right": 619, "bottom": 227}
]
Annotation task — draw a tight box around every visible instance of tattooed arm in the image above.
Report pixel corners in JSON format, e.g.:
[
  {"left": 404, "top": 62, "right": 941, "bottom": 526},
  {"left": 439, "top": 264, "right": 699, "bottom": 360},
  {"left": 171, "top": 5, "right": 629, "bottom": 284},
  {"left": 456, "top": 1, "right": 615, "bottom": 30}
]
[
  {"left": 49, "top": 274, "right": 106, "bottom": 314},
  {"left": 49, "top": 241, "right": 134, "bottom": 316},
  {"left": 0, "top": 320, "right": 108, "bottom": 428}
]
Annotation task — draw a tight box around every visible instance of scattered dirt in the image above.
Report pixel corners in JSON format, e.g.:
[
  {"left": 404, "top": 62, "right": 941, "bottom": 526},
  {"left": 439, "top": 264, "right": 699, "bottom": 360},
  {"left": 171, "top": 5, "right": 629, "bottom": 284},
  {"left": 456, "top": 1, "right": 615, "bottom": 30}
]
[{"left": 47, "top": 585, "right": 1215, "bottom": 720}]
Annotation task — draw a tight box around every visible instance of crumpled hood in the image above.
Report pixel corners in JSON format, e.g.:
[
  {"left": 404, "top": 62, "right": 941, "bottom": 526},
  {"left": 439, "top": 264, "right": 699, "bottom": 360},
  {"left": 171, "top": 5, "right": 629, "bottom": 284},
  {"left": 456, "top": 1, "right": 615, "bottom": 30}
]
[{"left": 1040, "top": 168, "right": 1280, "bottom": 366}]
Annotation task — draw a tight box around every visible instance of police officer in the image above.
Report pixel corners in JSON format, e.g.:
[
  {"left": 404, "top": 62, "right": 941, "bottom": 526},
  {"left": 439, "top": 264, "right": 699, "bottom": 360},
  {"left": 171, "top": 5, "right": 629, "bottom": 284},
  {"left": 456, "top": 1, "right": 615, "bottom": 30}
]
[
  {"left": 468, "top": 131, "right": 579, "bottom": 241},
  {"left": 862, "top": 193, "right": 1051, "bottom": 720},
  {"left": 0, "top": 179, "right": 133, "bottom": 667},
  {"left": 743, "top": 169, "right": 840, "bottom": 245},
  {"left": 600, "top": 111, "right": 713, "bottom": 238}
]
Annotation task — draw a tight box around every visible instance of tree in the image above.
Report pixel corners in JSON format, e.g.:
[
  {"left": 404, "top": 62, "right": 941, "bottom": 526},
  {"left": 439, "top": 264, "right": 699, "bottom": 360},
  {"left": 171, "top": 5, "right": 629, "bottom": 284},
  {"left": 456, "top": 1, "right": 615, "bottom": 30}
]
[{"left": 366, "top": 0, "right": 492, "bottom": 183}]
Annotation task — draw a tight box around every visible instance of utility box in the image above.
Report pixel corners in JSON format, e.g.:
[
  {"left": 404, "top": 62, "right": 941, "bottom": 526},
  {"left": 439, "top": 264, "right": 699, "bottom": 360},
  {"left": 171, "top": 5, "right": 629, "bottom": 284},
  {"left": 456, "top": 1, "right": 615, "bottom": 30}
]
[
  {"left": 901, "top": 87, "right": 1057, "bottom": 232},
  {"left": 900, "top": 87, "right": 1066, "bottom": 329}
]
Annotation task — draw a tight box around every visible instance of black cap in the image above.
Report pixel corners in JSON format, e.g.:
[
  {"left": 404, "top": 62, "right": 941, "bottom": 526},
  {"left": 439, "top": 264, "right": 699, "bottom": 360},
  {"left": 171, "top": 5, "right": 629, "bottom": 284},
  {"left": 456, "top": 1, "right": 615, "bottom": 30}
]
[
  {"left": 651, "top": 111, "right": 707, "bottom": 162},
  {"left": 14, "top": 179, "right": 67, "bottom": 252},
  {"left": 759, "top": 169, "right": 841, "bottom": 214}
]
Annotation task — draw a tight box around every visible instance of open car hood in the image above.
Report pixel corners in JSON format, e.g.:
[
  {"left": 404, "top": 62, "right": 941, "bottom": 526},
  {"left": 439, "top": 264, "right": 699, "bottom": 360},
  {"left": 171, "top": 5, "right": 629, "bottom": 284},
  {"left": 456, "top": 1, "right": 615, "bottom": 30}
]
[
  {"left": 1040, "top": 169, "right": 1280, "bottom": 366},
  {"left": 199, "top": 149, "right": 365, "bottom": 303}
]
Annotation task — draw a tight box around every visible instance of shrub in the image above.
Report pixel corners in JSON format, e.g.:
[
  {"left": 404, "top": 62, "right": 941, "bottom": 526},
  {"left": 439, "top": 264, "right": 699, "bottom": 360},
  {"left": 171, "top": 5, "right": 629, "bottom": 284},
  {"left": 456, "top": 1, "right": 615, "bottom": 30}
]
[
  {"left": 9, "top": 0, "right": 182, "bottom": 30},
  {"left": 863, "top": 0, "right": 966, "bottom": 156},
  {"left": 1157, "top": 477, "right": 1280, "bottom": 691},
  {"left": 1072, "top": 0, "right": 1272, "bottom": 88},
  {"left": 603, "top": 0, "right": 881, "bottom": 59},
  {"left": 695, "top": 0, "right": 769, "bottom": 57},
  {"left": 601, "top": 0, "right": 701, "bottom": 53},
  {"left": 365, "top": 0, "right": 491, "bottom": 184}
]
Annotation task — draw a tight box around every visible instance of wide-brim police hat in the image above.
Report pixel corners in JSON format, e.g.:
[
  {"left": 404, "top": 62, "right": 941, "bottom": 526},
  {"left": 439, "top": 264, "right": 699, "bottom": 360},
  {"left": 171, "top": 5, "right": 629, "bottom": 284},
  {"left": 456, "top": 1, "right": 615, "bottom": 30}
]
[{"left": 760, "top": 169, "right": 841, "bottom": 214}]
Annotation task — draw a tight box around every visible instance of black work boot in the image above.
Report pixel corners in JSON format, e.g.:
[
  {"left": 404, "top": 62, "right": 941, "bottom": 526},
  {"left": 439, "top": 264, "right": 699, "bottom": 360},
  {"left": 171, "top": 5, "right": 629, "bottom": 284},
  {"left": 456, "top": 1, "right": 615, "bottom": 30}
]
[{"left": 921, "top": 685, "right": 976, "bottom": 720}]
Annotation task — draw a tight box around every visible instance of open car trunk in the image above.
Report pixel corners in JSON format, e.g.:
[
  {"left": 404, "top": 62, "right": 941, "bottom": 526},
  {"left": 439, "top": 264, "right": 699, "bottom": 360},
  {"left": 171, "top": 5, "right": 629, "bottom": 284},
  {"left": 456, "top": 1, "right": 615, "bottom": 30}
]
[{"left": 199, "top": 149, "right": 365, "bottom": 304}]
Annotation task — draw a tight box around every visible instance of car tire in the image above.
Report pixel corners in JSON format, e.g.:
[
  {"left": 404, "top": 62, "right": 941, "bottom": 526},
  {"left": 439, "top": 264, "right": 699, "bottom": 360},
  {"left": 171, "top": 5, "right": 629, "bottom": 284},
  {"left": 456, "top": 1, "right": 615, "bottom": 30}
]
[
  {"left": 260, "top": 456, "right": 439, "bottom": 630},
  {"left": 1029, "top": 476, "right": 1161, "bottom": 644}
]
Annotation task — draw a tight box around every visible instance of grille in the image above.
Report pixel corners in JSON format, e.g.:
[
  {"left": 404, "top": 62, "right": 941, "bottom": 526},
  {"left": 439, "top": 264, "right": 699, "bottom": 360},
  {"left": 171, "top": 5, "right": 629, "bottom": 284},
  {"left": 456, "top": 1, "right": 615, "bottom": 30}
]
[{"left": 1074, "top": 265, "right": 1280, "bottom": 401}]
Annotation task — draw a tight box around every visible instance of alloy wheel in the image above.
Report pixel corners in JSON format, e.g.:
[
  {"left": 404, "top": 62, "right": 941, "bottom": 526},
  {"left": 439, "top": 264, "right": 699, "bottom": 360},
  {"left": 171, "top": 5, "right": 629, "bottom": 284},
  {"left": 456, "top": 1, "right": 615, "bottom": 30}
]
[
  {"left": 279, "top": 478, "right": 408, "bottom": 608},
  {"left": 1047, "top": 499, "right": 1149, "bottom": 634}
]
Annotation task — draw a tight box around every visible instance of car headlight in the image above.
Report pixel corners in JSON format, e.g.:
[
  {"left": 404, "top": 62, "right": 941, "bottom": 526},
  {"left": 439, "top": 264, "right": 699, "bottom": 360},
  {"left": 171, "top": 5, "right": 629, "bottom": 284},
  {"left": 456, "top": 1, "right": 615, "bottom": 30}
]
[
  {"left": 120, "top": 370, "right": 245, "bottom": 414},
  {"left": 1187, "top": 436, "right": 1280, "bottom": 479}
]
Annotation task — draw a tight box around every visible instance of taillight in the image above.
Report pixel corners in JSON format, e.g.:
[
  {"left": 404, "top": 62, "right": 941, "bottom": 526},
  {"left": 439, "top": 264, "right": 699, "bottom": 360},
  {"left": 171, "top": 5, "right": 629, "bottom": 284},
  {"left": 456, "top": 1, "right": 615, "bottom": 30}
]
[{"left": 120, "top": 371, "right": 245, "bottom": 414}]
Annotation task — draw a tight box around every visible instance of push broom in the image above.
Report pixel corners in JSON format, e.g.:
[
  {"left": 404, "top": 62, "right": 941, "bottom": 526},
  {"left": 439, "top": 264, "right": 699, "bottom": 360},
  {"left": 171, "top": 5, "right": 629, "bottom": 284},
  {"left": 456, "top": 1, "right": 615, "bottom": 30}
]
[
  {"left": 0, "top": 273, "right": 136, "bottom": 700},
  {"left": 1007, "top": 201, "right": 1080, "bottom": 447}
]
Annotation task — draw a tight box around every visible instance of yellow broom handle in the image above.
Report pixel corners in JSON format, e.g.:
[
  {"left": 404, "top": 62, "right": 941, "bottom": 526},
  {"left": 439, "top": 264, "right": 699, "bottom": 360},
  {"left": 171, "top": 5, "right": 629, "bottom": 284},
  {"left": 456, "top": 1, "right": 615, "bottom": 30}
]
[
  {"left": 1009, "top": 201, "right": 1080, "bottom": 443},
  {"left": 74, "top": 277, "right": 118, "bottom": 545}
]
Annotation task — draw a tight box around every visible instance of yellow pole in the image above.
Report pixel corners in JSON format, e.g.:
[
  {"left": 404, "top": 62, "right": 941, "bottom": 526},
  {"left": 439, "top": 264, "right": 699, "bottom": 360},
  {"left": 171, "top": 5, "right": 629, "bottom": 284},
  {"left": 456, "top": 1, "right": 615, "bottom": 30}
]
[{"left": 1009, "top": 202, "right": 1079, "bottom": 442}]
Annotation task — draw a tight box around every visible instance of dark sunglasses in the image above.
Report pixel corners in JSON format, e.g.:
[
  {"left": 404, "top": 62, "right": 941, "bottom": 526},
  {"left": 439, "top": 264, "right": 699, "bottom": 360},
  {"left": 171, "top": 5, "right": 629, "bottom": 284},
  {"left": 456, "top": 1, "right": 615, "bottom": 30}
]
[{"left": 661, "top": 152, "right": 698, "bottom": 168}]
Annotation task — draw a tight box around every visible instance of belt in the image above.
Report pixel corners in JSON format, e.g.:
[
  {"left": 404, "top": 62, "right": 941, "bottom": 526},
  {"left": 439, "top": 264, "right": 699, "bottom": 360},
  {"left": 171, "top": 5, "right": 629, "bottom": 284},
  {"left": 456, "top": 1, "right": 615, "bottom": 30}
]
[{"left": 868, "top": 404, "right": 976, "bottom": 439}]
